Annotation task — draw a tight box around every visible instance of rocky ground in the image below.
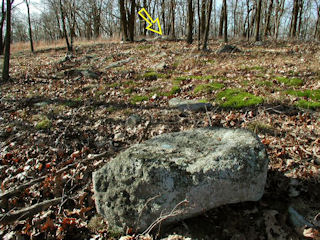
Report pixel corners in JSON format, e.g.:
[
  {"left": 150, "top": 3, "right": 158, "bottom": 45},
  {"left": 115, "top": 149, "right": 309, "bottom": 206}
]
[{"left": 0, "top": 39, "right": 320, "bottom": 239}]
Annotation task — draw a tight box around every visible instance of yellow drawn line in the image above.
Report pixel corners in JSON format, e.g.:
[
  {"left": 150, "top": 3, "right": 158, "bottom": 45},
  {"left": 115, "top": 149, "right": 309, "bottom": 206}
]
[{"left": 138, "top": 8, "right": 163, "bottom": 35}]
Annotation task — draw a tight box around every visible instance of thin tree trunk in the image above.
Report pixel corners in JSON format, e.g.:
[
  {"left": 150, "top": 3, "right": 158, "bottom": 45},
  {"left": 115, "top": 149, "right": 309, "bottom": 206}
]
[
  {"left": 119, "top": 0, "right": 128, "bottom": 41},
  {"left": 264, "top": 0, "right": 273, "bottom": 37},
  {"left": 290, "top": 0, "right": 299, "bottom": 38},
  {"left": 59, "top": 0, "right": 72, "bottom": 52},
  {"left": 233, "top": 0, "right": 238, "bottom": 36},
  {"left": 246, "top": 0, "right": 250, "bottom": 40},
  {"left": 128, "top": 0, "right": 135, "bottom": 42},
  {"left": 0, "top": 0, "right": 5, "bottom": 55},
  {"left": 197, "top": 0, "right": 200, "bottom": 49},
  {"left": 202, "top": 0, "right": 213, "bottom": 50},
  {"left": 2, "top": 0, "right": 12, "bottom": 82},
  {"left": 315, "top": 3, "right": 320, "bottom": 40},
  {"left": 187, "top": 0, "right": 193, "bottom": 44},
  {"left": 218, "top": 1, "right": 224, "bottom": 37},
  {"left": 223, "top": 0, "right": 228, "bottom": 43},
  {"left": 170, "top": 0, "right": 175, "bottom": 39},
  {"left": 161, "top": 0, "right": 165, "bottom": 35},
  {"left": 200, "top": 0, "right": 207, "bottom": 40},
  {"left": 25, "top": 0, "right": 34, "bottom": 53},
  {"left": 297, "top": 0, "right": 304, "bottom": 37},
  {"left": 255, "top": 0, "right": 262, "bottom": 41}
]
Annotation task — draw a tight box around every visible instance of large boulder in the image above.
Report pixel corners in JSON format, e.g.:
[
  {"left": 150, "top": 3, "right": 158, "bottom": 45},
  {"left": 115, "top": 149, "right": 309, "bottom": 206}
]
[{"left": 93, "top": 128, "right": 268, "bottom": 232}]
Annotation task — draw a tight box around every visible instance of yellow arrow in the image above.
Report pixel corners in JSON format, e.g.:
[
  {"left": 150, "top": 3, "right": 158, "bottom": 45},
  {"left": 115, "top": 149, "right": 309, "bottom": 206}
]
[{"left": 138, "top": 8, "right": 163, "bottom": 35}]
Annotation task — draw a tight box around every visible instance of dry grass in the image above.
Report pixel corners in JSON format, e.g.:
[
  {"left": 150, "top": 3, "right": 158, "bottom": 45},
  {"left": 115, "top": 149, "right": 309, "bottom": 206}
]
[{"left": 11, "top": 36, "right": 123, "bottom": 54}]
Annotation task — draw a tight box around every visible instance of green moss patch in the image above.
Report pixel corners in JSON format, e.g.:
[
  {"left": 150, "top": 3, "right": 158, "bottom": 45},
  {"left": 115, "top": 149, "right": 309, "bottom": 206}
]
[
  {"left": 295, "top": 100, "right": 320, "bottom": 109},
  {"left": 35, "top": 117, "right": 51, "bottom": 130},
  {"left": 242, "top": 65, "right": 266, "bottom": 72},
  {"left": 137, "top": 44, "right": 152, "bottom": 50},
  {"left": 216, "top": 89, "right": 263, "bottom": 108},
  {"left": 194, "top": 83, "right": 224, "bottom": 94},
  {"left": 130, "top": 95, "right": 149, "bottom": 104},
  {"left": 256, "top": 80, "right": 273, "bottom": 87},
  {"left": 287, "top": 89, "right": 320, "bottom": 109},
  {"left": 287, "top": 89, "right": 320, "bottom": 101},
  {"left": 276, "top": 76, "right": 303, "bottom": 86},
  {"left": 62, "top": 97, "right": 82, "bottom": 107},
  {"left": 140, "top": 71, "right": 168, "bottom": 81}
]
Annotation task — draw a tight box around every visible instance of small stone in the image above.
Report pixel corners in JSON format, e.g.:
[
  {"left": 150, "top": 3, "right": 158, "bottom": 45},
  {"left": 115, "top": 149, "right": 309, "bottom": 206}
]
[
  {"left": 81, "top": 70, "right": 99, "bottom": 79},
  {"left": 169, "top": 98, "right": 212, "bottom": 112},
  {"left": 114, "top": 132, "right": 125, "bottom": 141},
  {"left": 152, "top": 61, "right": 167, "bottom": 71},
  {"left": 126, "top": 114, "right": 142, "bottom": 127}
]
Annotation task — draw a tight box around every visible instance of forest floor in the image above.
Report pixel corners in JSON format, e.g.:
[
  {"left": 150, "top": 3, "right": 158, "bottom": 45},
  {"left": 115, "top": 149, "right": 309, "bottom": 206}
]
[{"left": 1, "top": 39, "right": 320, "bottom": 240}]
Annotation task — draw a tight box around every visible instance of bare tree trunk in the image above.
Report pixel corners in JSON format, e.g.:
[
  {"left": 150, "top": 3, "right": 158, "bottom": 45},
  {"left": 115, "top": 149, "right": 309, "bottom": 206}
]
[
  {"left": 0, "top": 0, "right": 5, "bottom": 55},
  {"left": 202, "top": 0, "right": 213, "bottom": 50},
  {"left": 223, "top": 0, "right": 228, "bottom": 43},
  {"left": 255, "top": 0, "right": 262, "bottom": 41},
  {"left": 200, "top": 0, "right": 207, "bottom": 40},
  {"left": 246, "top": 0, "right": 250, "bottom": 40},
  {"left": 143, "top": 0, "right": 147, "bottom": 35},
  {"left": 25, "top": 0, "right": 34, "bottom": 53},
  {"left": 128, "top": 0, "right": 135, "bottom": 42},
  {"left": 2, "top": 0, "right": 12, "bottom": 82},
  {"left": 187, "top": 0, "right": 194, "bottom": 44},
  {"left": 119, "top": 0, "right": 128, "bottom": 41},
  {"left": 275, "top": 0, "right": 285, "bottom": 39},
  {"left": 170, "top": 0, "right": 175, "bottom": 39},
  {"left": 290, "top": 0, "right": 299, "bottom": 38},
  {"left": 161, "top": 0, "right": 166, "bottom": 35},
  {"left": 59, "top": 0, "right": 72, "bottom": 52},
  {"left": 315, "top": 2, "right": 320, "bottom": 40},
  {"left": 264, "top": 0, "right": 273, "bottom": 37},
  {"left": 233, "top": 0, "right": 238, "bottom": 36},
  {"left": 197, "top": 0, "right": 201, "bottom": 49},
  {"left": 297, "top": 0, "right": 304, "bottom": 38},
  {"left": 213, "top": 0, "right": 216, "bottom": 37},
  {"left": 218, "top": 1, "right": 224, "bottom": 37}
]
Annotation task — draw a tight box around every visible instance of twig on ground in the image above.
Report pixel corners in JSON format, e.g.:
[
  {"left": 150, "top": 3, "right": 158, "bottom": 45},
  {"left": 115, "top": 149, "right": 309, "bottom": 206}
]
[
  {"left": 138, "top": 115, "right": 152, "bottom": 143},
  {"left": 0, "top": 198, "right": 62, "bottom": 224},
  {"left": 55, "top": 107, "right": 83, "bottom": 146},
  {"left": 0, "top": 151, "right": 108, "bottom": 201},
  {"left": 140, "top": 199, "right": 189, "bottom": 236}
]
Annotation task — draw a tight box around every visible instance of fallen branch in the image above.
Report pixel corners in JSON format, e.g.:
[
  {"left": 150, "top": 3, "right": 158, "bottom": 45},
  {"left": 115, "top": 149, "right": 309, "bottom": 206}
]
[
  {"left": 0, "top": 197, "right": 62, "bottom": 224},
  {"left": 0, "top": 151, "right": 108, "bottom": 201}
]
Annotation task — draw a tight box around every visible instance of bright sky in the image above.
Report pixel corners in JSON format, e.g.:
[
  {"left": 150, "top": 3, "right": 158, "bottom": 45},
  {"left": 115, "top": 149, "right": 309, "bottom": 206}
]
[{"left": 14, "top": 0, "right": 43, "bottom": 16}]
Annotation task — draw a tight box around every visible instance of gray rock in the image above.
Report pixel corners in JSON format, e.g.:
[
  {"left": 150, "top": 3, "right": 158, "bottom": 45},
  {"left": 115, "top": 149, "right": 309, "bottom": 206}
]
[
  {"left": 34, "top": 101, "right": 49, "bottom": 107},
  {"left": 169, "top": 98, "right": 212, "bottom": 112},
  {"left": 63, "top": 69, "right": 99, "bottom": 79},
  {"left": 81, "top": 70, "right": 99, "bottom": 79},
  {"left": 93, "top": 128, "right": 268, "bottom": 232},
  {"left": 254, "top": 41, "right": 264, "bottom": 46},
  {"left": 216, "top": 45, "right": 241, "bottom": 54},
  {"left": 152, "top": 61, "right": 167, "bottom": 71},
  {"left": 126, "top": 114, "right": 142, "bottom": 127}
]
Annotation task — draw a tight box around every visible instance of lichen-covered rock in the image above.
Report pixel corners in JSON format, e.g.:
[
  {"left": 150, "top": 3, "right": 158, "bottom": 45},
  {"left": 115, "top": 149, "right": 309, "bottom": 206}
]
[{"left": 93, "top": 128, "right": 268, "bottom": 232}]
